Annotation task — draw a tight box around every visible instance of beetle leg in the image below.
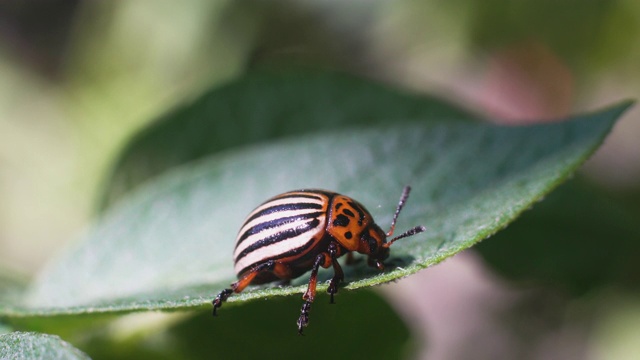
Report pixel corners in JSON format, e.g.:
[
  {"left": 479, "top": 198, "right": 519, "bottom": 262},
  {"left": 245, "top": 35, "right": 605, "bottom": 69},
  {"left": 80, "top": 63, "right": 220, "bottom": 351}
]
[
  {"left": 212, "top": 260, "right": 277, "bottom": 316},
  {"left": 212, "top": 288, "right": 233, "bottom": 316},
  {"left": 345, "top": 252, "right": 362, "bottom": 265},
  {"left": 367, "top": 256, "right": 384, "bottom": 270},
  {"left": 297, "top": 253, "right": 327, "bottom": 335},
  {"left": 327, "top": 242, "right": 344, "bottom": 304}
]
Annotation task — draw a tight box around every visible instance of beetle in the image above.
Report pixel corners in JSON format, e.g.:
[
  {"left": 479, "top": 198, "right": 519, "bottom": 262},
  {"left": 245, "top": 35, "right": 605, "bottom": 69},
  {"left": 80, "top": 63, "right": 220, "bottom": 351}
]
[{"left": 212, "top": 186, "right": 425, "bottom": 335}]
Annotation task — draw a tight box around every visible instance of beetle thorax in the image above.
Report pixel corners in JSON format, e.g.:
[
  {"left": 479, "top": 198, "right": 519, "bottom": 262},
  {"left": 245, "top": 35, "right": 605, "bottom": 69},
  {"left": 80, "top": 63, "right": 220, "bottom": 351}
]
[{"left": 326, "top": 195, "right": 381, "bottom": 252}]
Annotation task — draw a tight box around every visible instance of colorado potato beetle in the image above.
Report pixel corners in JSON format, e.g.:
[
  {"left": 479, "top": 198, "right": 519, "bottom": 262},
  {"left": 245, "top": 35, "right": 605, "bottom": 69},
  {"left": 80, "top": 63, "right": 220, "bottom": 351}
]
[{"left": 212, "top": 186, "right": 425, "bottom": 334}]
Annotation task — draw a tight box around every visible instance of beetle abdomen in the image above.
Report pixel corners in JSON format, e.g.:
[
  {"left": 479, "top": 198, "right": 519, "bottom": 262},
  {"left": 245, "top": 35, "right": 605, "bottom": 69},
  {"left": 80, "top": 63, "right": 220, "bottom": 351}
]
[{"left": 233, "top": 190, "right": 333, "bottom": 277}]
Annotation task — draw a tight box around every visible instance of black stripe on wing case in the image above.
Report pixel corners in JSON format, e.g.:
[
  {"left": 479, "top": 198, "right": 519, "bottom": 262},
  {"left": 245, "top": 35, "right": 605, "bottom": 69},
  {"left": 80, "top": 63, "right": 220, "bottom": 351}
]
[
  {"left": 243, "top": 202, "right": 323, "bottom": 225},
  {"left": 234, "top": 218, "right": 321, "bottom": 262},
  {"left": 236, "top": 211, "right": 325, "bottom": 244},
  {"left": 236, "top": 230, "right": 325, "bottom": 276}
]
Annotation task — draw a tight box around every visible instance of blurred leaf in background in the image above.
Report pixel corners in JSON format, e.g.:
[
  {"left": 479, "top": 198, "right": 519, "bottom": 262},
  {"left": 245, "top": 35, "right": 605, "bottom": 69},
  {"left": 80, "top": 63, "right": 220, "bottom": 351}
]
[
  {"left": 0, "top": 0, "right": 248, "bottom": 274},
  {"left": 80, "top": 291, "right": 413, "bottom": 360},
  {"left": 477, "top": 178, "right": 640, "bottom": 296}
]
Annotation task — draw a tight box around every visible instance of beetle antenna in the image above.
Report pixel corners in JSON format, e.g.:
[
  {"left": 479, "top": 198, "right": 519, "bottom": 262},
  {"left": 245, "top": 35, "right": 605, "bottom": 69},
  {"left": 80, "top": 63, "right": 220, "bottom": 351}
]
[
  {"left": 383, "top": 225, "right": 426, "bottom": 248},
  {"left": 386, "top": 185, "right": 412, "bottom": 237}
]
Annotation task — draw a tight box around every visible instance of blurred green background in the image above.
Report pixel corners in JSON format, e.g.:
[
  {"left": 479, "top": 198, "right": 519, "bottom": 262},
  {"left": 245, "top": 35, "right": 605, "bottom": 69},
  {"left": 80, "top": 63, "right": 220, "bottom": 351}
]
[{"left": 1, "top": 1, "right": 639, "bottom": 359}]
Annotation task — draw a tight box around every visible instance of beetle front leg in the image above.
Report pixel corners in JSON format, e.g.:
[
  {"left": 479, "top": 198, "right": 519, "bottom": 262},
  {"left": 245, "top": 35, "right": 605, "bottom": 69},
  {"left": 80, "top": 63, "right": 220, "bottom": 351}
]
[
  {"left": 327, "top": 242, "right": 344, "bottom": 304},
  {"left": 297, "top": 253, "right": 327, "bottom": 335},
  {"left": 212, "top": 288, "right": 233, "bottom": 316},
  {"left": 213, "top": 260, "right": 281, "bottom": 316}
]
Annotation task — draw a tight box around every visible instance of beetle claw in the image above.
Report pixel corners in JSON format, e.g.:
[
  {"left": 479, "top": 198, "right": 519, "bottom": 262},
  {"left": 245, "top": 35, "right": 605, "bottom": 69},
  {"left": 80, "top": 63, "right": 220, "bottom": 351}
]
[
  {"left": 297, "top": 301, "right": 312, "bottom": 335},
  {"left": 327, "top": 278, "right": 342, "bottom": 304},
  {"left": 212, "top": 288, "right": 233, "bottom": 317}
]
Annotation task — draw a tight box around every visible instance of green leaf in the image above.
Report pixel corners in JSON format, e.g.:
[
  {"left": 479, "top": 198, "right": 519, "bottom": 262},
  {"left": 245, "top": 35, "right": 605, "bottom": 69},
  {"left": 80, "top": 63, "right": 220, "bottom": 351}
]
[
  {"left": 98, "top": 70, "right": 474, "bottom": 210},
  {"left": 477, "top": 178, "right": 640, "bottom": 295},
  {"left": 0, "top": 332, "right": 90, "bottom": 360},
  {"left": 2, "top": 101, "right": 631, "bottom": 321},
  {"left": 0, "top": 268, "right": 27, "bottom": 315},
  {"left": 0, "top": 324, "right": 11, "bottom": 335}
]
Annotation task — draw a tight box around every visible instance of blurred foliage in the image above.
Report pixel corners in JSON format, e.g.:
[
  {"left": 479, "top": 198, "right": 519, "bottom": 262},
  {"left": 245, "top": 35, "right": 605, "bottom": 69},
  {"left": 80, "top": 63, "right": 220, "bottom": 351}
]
[
  {"left": 590, "top": 294, "right": 640, "bottom": 360},
  {"left": 81, "top": 291, "right": 413, "bottom": 360},
  {"left": 0, "top": 323, "right": 10, "bottom": 335},
  {"left": 0, "top": 268, "right": 27, "bottom": 308},
  {"left": 477, "top": 178, "right": 640, "bottom": 295},
  {"left": 469, "top": 0, "right": 635, "bottom": 71}
]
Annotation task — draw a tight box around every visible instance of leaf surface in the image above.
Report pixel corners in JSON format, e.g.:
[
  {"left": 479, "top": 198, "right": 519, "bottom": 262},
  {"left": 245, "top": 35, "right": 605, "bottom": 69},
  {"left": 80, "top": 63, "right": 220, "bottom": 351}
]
[
  {"left": 1, "top": 97, "right": 630, "bottom": 319},
  {"left": 0, "top": 332, "right": 90, "bottom": 360}
]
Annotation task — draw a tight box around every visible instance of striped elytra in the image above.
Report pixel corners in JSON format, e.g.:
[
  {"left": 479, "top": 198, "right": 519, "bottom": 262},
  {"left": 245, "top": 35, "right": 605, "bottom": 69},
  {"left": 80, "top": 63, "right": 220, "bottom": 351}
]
[{"left": 213, "top": 186, "right": 426, "bottom": 335}]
